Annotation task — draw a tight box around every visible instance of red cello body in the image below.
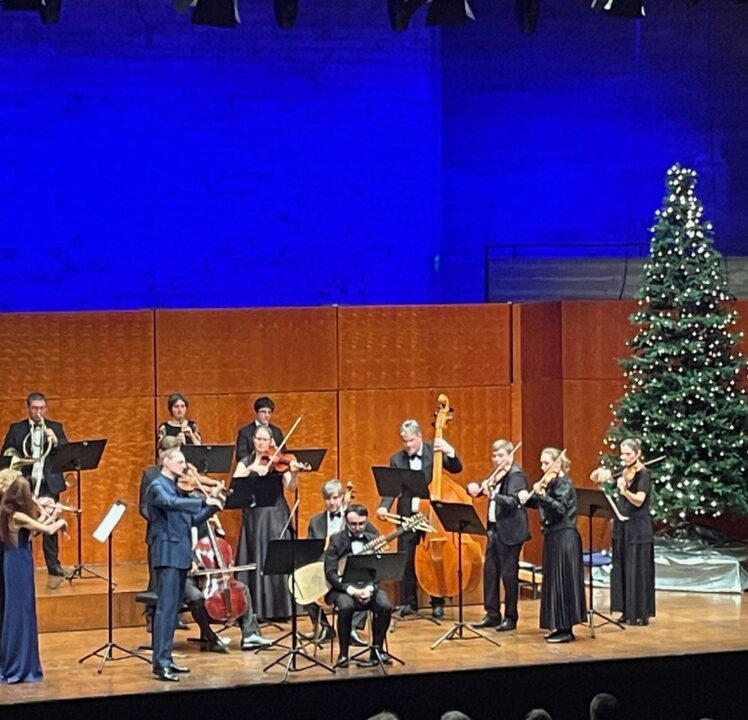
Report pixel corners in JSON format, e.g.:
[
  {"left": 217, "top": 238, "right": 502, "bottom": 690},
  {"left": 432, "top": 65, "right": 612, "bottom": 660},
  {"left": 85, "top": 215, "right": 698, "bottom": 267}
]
[{"left": 195, "top": 528, "right": 248, "bottom": 623}]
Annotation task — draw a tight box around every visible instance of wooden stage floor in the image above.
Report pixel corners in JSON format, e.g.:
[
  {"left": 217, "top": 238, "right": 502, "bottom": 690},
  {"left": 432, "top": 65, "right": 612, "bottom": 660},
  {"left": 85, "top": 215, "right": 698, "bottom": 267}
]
[{"left": 3, "top": 566, "right": 748, "bottom": 720}]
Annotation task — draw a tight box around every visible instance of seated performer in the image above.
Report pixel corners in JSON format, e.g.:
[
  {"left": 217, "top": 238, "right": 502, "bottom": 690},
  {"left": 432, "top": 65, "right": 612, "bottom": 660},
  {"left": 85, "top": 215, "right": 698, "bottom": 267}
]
[
  {"left": 325, "top": 504, "right": 392, "bottom": 668},
  {"left": 157, "top": 393, "right": 202, "bottom": 447},
  {"left": 468, "top": 439, "right": 530, "bottom": 631},
  {"left": 302, "top": 479, "right": 369, "bottom": 646},
  {"left": 377, "top": 419, "right": 463, "bottom": 618}
]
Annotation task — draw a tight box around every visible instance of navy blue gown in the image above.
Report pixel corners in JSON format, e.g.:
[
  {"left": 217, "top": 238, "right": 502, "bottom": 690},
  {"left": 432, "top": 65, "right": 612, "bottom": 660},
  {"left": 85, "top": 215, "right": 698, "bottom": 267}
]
[{"left": 0, "top": 527, "right": 43, "bottom": 683}]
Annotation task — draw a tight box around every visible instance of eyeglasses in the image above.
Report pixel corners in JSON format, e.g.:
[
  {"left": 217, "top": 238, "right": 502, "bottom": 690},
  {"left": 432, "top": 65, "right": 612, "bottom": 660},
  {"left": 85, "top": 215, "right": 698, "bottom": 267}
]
[{"left": 347, "top": 520, "right": 368, "bottom": 527}]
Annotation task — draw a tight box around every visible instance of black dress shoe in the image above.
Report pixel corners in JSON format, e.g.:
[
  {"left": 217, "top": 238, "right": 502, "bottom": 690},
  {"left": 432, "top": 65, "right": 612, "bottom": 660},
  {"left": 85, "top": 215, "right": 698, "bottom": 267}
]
[
  {"left": 203, "top": 640, "right": 229, "bottom": 654},
  {"left": 356, "top": 656, "right": 379, "bottom": 668},
  {"left": 496, "top": 619, "right": 517, "bottom": 632},
  {"left": 432, "top": 605, "right": 444, "bottom": 619},
  {"left": 349, "top": 630, "right": 368, "bottom": 647},
  {"left": 335, "top": 654, "right": 349, "bottom": 668},
  {"left": 544, "top": 629, "right": 561, "bottom": 640},
  {"left": 397, "top": 605, "right": 417, "bottom": 617},
  {"left": 471, "top": 615, "right": 500, "bottom": 629},
  {"left": 616, "top": 614, "right": 629, "bottom": 624},
  {"left": 153, "top": 667, "right": 179, "bottom": 682},
  {"left": 374, "top": 649, "right": 393, "bottom": 665},
  {"left": 169, "top": 663, "right": 191, "bottom": 673},
  {"left": 633, "top": 618, "right": 649, "bottom": 626},
  {"left": 48, "top": 566, "right": 69, "bottom": 577},
  {"left": 546, "top": 631, "right": 574, "bottom": 644}
]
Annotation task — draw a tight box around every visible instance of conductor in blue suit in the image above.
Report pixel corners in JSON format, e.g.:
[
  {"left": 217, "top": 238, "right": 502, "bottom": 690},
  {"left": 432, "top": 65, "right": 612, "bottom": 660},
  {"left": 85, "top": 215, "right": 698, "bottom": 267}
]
[{"left": 146, "top": 447, "right": 223, "bottom": 682}]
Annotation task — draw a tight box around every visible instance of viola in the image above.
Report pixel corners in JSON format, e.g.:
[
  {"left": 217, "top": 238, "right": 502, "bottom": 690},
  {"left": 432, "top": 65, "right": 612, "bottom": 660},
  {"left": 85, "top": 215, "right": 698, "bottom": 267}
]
[
  {"left": 194, "top": 523, "right": 249, "bottom": 623},
  {"left": 414, "top": 394, "right": 483, "bottom": 599},
  {"left": 259, "top": 452, "right": 311, "bottom": 473}
]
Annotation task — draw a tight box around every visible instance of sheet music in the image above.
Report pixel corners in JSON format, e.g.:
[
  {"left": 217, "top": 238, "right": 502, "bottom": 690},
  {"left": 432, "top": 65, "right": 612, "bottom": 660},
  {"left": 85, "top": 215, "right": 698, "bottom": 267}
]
[
  {"left": 93, "top": 500, "right": 127, "bottom": 542},
  {"left": 603, "top": 489, "right": 629, "bottom": 522}
]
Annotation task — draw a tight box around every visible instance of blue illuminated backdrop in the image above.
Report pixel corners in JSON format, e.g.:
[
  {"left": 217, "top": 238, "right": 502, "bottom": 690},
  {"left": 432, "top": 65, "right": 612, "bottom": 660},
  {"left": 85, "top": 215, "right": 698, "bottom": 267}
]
[{"left": 0, "top": 0, "right": 746, "bottom": 311}]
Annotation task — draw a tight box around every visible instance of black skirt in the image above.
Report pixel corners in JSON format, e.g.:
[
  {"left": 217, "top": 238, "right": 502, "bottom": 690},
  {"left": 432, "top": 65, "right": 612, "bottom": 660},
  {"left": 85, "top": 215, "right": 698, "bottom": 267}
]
[
  {"left": 540, "top": 528, "right": 587, "bottom": 631},
  {"left": 611, "top": 534, "right": 655, "bottom": 622}
]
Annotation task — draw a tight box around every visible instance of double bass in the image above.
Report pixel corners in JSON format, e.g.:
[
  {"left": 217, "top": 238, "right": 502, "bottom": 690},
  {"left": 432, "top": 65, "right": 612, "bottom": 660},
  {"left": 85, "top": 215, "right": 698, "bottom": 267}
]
[{"left": 414, "top": 394, "right": 483, "bottom": 598}]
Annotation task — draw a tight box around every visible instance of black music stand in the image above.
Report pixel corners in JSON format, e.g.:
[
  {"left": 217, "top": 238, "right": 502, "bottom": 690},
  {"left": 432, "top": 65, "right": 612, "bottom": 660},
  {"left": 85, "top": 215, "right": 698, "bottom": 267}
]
[
  {"left": 342, "top": 552, "right": 407, "bottom": 674},
  {"left": 79, "top": 501, "right": 150, "bottom": 673},
  {"left": 182, "top": 444, "right": 234, "bottom": 474},
  {"left": 260, "top": 538, "right": 334, "bottom": 681},
  {"left": 372, "top": 466, "right": 439, "bottom": 626},
  {"left": 284, "top": 448, "right": 327, "bottom": 471},
  {"left": 51, "top": 439, "right": 108, "bottom": 583},
  {"left": 576, "top": 487, "right": 628, "bottom": 638},
  {"left": 428, "top": 501, "right": 500, "bottom": 650}
]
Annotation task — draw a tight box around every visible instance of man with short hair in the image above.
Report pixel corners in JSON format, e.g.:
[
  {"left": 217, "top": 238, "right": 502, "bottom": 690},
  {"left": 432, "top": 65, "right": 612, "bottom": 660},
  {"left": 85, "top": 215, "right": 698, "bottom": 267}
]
[
  {"left": 235, "top": 396, "right": 283, "bottom": 461},
  {"left": 2, "top": 392, "right": 69, "bottom": 583},
  {"left": 325, "top": 504, "right": 392, "bottom": 668}
]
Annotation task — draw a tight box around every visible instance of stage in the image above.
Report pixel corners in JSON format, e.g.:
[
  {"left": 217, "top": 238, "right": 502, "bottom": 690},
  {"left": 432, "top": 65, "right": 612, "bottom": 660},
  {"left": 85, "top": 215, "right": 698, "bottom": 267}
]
[{"left": 2, "top": 565, "right": 747, "bottom": 720}]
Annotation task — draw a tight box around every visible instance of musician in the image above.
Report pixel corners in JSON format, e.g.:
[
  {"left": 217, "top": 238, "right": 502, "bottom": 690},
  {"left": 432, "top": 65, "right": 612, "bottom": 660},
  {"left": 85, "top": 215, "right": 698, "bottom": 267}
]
[
  {"left": 377, "top": 419, "right": 463, "bottom": 618},
  {"left": 519, "top": 448, "right": 586, "bottom": 643},
  {"left": 234, "top": 424, "right": 300, "bottom": 623},
  {"left": 468, "top": 439, "right": 530, "bottom": 631},
  {"left": 303, "top": 479, "right": 369, "bottom": 646},
  {"left": 324, "top": 504, "right": 392, "bottom": 668},
  {"left": 146, "top": 448, "right": 223, "bottom": 681},
  {"left": 157, "top": 393, "right": 202, "bottom": 447},
  {"left": 590, "top": 438, "right": 655, "bottom": 626},
  {"left": 2, "top": 393, "right": 69, "bottom": 583},
  {"left": 235, "top": 396, "right": 283, "bottom": 462}
]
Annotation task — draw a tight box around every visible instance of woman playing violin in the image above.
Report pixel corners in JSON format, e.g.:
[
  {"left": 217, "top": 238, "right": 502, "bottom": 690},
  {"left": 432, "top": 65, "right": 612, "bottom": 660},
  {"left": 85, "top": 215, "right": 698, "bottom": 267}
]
[
  {"left": 233, "top": 424, "right": 302, "bottom": 623},
  {"left": 157, "top": 393, "right": 202, "bottom": 447},
  {"left": 590, "top": 438, "right": 655, "bottom": 626},
  {"left": 519, "top": 448, "right": 586, "bottom": 643}
]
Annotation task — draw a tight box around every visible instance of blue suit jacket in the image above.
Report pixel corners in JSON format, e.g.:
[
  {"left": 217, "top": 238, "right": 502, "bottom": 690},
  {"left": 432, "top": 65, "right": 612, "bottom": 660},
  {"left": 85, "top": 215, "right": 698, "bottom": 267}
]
[{"left": 146, "top": 473, "right": 217, "bottom": 569}]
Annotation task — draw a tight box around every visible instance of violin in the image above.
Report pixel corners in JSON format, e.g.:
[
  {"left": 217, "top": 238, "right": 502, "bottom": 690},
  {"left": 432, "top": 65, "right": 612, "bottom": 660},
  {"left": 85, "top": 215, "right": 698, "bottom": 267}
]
[
  {"left": 523, "top": 449, "right": 567, "bottom": 504},
  {"left": 477, "top": 441, "right": 523, "bottom": 497},
  {"left": 177, "top": 464, "right": 228, "bottom": 503},
  {"left": 259, "top": 452, "right": 311, "bottom": 473}
]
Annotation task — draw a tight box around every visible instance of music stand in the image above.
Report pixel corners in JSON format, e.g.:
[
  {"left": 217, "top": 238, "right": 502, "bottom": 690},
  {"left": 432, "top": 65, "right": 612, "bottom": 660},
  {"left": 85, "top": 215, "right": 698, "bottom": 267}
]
[
  {"left": 260, "top": 537, "right": 335, "bottom": 681},
  {"left": 51, "top": 439, "right": 108, "bottom": 583},
  {"left": 79, "top": 501, "right": 150, "bottom": 673},
  {"left": 342, "top": 552, "right": 407, "bottom": 674},
  {"left": 284, "top": 448, "right": 327, "bottom": 471},
  {"left": 427, "top": 501, "right": 500, "bottom": 650},
  {"left": 182, "top": 444, "right": 234, "bottom": 474},
  {"left": 372, "top": 466, "right": 439, "bottom": 626},
  {"left": 576, "top": 487, "right": 628, "bottom": 638}
]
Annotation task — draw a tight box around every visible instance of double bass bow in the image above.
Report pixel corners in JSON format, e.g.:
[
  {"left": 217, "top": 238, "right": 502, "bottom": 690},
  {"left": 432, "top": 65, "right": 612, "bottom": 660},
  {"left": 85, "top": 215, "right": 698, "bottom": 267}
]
[{"left": 414, "top": 394, "right": 483, "bottom": 599}]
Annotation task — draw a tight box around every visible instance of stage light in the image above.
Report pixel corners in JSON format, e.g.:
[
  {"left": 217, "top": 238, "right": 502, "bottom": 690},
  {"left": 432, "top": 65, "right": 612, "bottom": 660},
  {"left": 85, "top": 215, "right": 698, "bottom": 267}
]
[
  {"left": 387, "top": 0, "right": 427, "bottom": 31},
  {"left": 191, "top": 0, "right": 239, "bottom": 27},
  {"left": 591, "top": 0, "right": 645, "bottom": 18},
  {"left": 426, "top": 0, "right": 475, "bottom": 25},
  {"left": 273, "top": 0, "right": 298, "bottom": 29},
  {"left": 516, "top": 0, "right": 539, "bottom": 34},
  {"left": 2, "top": 0, "right": 61, "bottom": 24}
]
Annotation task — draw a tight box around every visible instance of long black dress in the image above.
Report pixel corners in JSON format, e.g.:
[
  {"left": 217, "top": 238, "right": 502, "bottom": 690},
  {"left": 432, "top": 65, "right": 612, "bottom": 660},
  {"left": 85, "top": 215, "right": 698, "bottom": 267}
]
[
  {"left": 611, "top": 467, "right": 655, "bottom": 624},
  {"left": 234, "top": 457, "right": 293, "bottom": 622},
  {"left": 527, "top": 475, "right": 587, "bottom": 632}
]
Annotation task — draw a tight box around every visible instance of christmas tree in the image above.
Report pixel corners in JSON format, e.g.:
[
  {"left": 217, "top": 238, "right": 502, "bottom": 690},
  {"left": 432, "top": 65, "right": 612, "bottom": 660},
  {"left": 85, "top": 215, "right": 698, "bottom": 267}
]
[{"left": 606, "top": 164, "right": 748, "bottom": 525}]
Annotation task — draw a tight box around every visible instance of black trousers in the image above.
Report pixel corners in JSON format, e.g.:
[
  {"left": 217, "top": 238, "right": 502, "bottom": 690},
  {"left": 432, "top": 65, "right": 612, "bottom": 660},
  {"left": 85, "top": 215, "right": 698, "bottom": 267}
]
[
  {"left": 483, "top": 526, "right": 522, "bottom": 622},
  {"left": 398, "top": 530, "right": 443, "bottom": 608},
  {"left": 38, "top": 488, "right": 61, "bottom": 572},
  {"left": 333, "top": 589, "right": 391, "bottom": 657}
]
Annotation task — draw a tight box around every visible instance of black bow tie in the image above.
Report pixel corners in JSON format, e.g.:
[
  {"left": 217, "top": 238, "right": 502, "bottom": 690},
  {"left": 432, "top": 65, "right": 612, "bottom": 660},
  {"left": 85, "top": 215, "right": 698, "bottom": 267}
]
[
  {"left": 409, "top": 454, "right": 422, "bottom": 461},
  {"left": 329, "top": 511, "right": 341, "bottom": 519}
]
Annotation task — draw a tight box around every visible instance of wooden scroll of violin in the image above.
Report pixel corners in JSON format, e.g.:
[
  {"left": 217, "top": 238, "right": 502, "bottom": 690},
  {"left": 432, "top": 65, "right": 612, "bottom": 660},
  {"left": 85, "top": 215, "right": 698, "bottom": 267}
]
[
  {"left": 291, "top": 513, "right": 433, "bottom": 606},
  {"left": 414, "top": 394, "right": 483, "bottom": 599}
]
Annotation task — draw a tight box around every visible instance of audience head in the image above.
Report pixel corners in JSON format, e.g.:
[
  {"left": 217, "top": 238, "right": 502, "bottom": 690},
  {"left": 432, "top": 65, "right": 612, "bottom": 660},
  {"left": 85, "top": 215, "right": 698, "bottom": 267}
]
[
  {"left": 441, "top": 712, "right": 472, "bottom": 720},
  {"left": 590, "top": 693, "right": 619, "bottom": 720},
  {"left": 525, "top": 710, "right": 552, "bottom": 720}
]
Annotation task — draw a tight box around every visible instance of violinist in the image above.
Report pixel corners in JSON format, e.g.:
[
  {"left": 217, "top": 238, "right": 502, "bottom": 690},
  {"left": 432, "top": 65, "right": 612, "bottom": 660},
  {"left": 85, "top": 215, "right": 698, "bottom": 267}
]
[
  {"left": 518, "top": 448, "right": 586, "bottom": 644},
  {"left": 324, "top": 504, "right": 392, "bottom": 668},
  {"left": 377, "top": 419, "right": 463, "bottom": 618},
  {"left": 233, "top": 424, "right": 301, "bottom": 623},
  {"left": 302, "top": 479, "right": 369, "bottom": 646},
  {"left": 157, "top": 393, "right": 202, "bottom": 447},
  {"left": 467, "top": 439, "right": 530, "bottom": 631},
  {"left": 590, "top": 438, "right": 655, "bottom": 626},
  {"left": 145, "top": 448, "right": 223, "bottom": 682},
  {"left": 235, "top": 396, "right": 284, "bottom": 462}
]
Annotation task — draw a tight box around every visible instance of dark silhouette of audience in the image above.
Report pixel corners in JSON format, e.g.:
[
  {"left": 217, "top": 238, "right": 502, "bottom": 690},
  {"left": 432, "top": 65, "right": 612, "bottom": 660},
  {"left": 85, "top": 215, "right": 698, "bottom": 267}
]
[{"left": 590, "top": 693, "right": 620, "bottom": 720}]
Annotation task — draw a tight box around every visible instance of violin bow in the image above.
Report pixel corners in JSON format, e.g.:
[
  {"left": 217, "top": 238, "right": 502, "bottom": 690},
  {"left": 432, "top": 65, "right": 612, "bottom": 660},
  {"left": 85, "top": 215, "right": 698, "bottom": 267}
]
[{"left": 267, "top": 415, "right": 302, "bottom": 463}]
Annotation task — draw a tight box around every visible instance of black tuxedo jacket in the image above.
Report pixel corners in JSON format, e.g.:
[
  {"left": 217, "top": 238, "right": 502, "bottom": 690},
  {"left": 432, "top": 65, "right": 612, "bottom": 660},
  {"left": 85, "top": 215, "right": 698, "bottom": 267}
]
[
  {"left": 490, "top": 464, "right": 531, "bottom": 546},
  {"left": 379, "top": 442, "right": 463, "bottom": 517},
  {"left": 308, "top": 511, "right": 376, "bottom": 541},
  {"left": 324, "top": 527, "right": 381, "bottom": 594},
  {"left": 2, "top": 419, "right": 68, "bottom": 495},
  {"left": 235, "top": 421, "right": 284, "bottom": 462}
]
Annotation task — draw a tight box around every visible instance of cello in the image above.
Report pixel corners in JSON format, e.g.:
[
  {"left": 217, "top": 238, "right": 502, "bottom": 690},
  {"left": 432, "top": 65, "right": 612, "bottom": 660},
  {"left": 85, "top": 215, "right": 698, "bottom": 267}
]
[{"left": 414, "top": 394, "right": 483, "bottom": 599}]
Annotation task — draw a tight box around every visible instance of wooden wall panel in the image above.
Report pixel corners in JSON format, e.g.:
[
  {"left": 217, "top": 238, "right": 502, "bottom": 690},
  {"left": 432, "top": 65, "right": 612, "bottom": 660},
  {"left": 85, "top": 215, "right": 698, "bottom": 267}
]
[
  {"left": 562, "top": 300, "right": 638, "bottom": 380},
  {"left": 159, "top": 391, "right": 340, "bottom": 547},
  {"left": 338, "top": 304, "right": 511, "bottom": 390},
  {"left": 59, "top": 312, "right": 154, "bottom": 398},
  {"left": 512, "top": 302, "right": 562, "bottom": 383},
  {"left": 155, "top": 308, "right": 337, "bottom": 395},
  {"left": 0, "top": 313, "right": 62, "bottom": 400}
]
